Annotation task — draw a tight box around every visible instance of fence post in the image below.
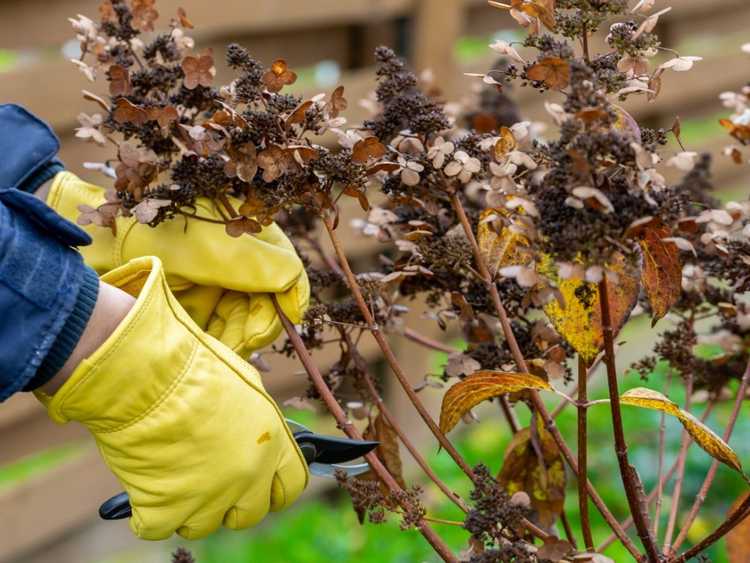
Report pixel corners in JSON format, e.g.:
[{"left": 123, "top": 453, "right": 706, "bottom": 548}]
[{"left": 412, "top": 0, "right": 465, "bottom": 95}]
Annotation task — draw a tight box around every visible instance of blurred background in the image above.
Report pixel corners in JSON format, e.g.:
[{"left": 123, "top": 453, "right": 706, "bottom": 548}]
[{"left": 2, "top": 1, "right": 749, "bottom": 562}]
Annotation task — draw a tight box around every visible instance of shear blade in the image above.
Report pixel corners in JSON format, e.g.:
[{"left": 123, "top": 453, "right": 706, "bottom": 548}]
[{"left": 310, "top": 461, "right": 372, "bottom": 478}]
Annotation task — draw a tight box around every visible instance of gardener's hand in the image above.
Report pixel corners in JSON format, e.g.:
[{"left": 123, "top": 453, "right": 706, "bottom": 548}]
[
  {"left": 36, "top": 256, "right": 308, "bottom": 540},
  {"left": 44, "top": 171, "right": 309, "bottom": 357}
]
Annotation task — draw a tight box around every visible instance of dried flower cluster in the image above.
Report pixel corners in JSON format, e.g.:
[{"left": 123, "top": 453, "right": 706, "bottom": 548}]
[{"left": 69, "top": 1, "right": 750, "bottom": 562}]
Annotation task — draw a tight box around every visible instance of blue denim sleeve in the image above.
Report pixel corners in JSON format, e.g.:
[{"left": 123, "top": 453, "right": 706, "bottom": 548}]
[{"left": 0, "top": 105, "right": 99, "bottom": 401}]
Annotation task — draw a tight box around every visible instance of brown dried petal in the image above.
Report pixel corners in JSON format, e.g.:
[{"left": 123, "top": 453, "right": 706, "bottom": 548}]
[
  {"left": 108, "top": 65, "right": 132, "bottom": 96},
  {"left": 182, "top": 53, "right": 215, "bottom": 90},
  {"left": 262, "top": 59, "right": 297, "bottom": 92}
]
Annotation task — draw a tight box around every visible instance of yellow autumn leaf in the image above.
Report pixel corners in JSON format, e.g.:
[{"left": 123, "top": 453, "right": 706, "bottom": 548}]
[
  {"left": 494, "top": 126, "right": 517, "bottom": 159},
  {"left": 527, "top": 57, "right": 569, "bottom": 89},
  {"left": 542, "top": 252, "right": 640, "bottom": 362},
  {"left": 477, "top": 207, "right": 531, "bottom": 277},
  {"left": 439, "top": 371, "right": 551, "bottom": 433},
  {"left": 621, "top": 387, "right": 744, "bottom": 474}
]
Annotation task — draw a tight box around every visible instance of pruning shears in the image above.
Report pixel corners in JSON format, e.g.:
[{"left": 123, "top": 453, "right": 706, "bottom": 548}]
[{"left": 98, "top": 419, "right": 379, "bottom": 520}]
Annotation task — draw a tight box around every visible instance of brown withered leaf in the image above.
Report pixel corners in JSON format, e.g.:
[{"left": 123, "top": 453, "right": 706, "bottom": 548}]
[
  {"left": 621, "top": 387, "right": 744, "bottom": 474},
  {"left": 262, "top": 59, "right": 297, "bottom": 93},
  {"left": 721, "top": 118, "right": 750, "bottom": 146},
  {"left": 77, "top": 190, "right": 120, "bottom": 235},
  {"left": 575, "top": 107, "right": 608, "bottom": 125},
  {"left": 146, "top": 106, "right": 178, "bottom": 128},
  {"left": 439, "top": 371, "right": 551, "bottom": 434},
  {"left": 99, "top": 0, "right": 116, "bottom": 22},
  {"left": 286, "top": 100, "right": 313, "bottom": 127},
  {"left": 287, "top": 145, "right": 320, "bottom": 166},
  {"left": 179, "top": 124, "right": 224, "bottom": 157},
  {"left": 366, "top": 162, "right": 400, "bottom": 175},
  {"left": 342, "top": 185, "right": 370, "bottom": 212},
  {"left": 108, "top": 65, "right": 132, "bottom": 96},
  {"left": 225, "top": 216, "right": 262, "bottom": 237},
  {"left": 352, "top": 137, "right": 387, "bottom": 164},
  {"left": 497, "top": 421, "right": 566, "bottom": 530},
  {"left": 182, "top": 52, "right": 214, "bottom": 89},
  {"left": 132, "top": 198, "right": 171, "bottom": 224},
  {"left": 365, "top": 412, "right": 406, "bottom": 489},
  {"left": 113, "top": 98, "right": 148, "bottom": 125},
  {"left": 537, "top": 538, "right": 574, "bottom": 562},
  {"left": 225, "top": 143, "right": 258, "bottom": 183},
  {"left": 114, "top": 143, "right": 158, "bottom": 198},
  {"left": 176, "top": 7, "right": 194, "bottom": 28},
  {"left": 326, "top": 85, "right": 348, "bottom": 118},
  {"left": 639, "top": 225, "right": 682, "bottom": 325},
  {"left": 257, "top": 145, "right": 299, "bottom": 182},
  {"left": 131, "top": 0, "right": 159, "bottom": 31},
  {"left": 727, "top": 492, "right": 750, "bottom": 563},
  {"left": 527, "top": 57, "right": 570, "bottom": 89},
  {"left": 477, "top": 207, "right": 530, "bottom": 277},
  {"left": 542, "top": 252, "right": 640, "bottom": 362}
]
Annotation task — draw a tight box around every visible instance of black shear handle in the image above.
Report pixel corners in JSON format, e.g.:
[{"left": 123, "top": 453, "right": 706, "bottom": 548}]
[
  {"left": 99, "top": 442, "right": 319, "bottom": 521},
  {"left": 98, "top": 432, "right": 376, "bottom": 520}
]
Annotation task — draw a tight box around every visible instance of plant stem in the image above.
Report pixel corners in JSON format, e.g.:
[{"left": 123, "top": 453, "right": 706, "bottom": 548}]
[
  {"left": 551, "top": 354, "right": 601, "bottom": 419},
  {"left": 671, "top": 494, "right": 750, "bottom": 563},
  {"left": 403, "top": 327, "right": 459, "bottom": 354},
  {"left": 406, "top": 324, "right": 521, "bottom": 434},
  {"left": 342, "top": 330, "right": 470, "bottom": 513},
  {"left": 598, "top": 275, "right": 660, "bottom": 562},
  {"left": 217, "top": 191, "right": 239, "bottom": 218},
  {"left": 652, "top": 370, "right": 672, "bottom": 539},
  {"left": 423, "top": 516, "right": 465, "bottom": 527},
  {"left": 322, "top": 216, "right": 477, "bottom": 483},
  {"left": 578, "top": 355, "right": 595, "bottom": 552},
  {"left": 671, "top": 358, "right": 750, "bottom": 552},
  {"left": 582, "top": 29, "right": 591, "bottom": 63},
  {"left": 449, "top": 192, "right": 640, "bottom": 559},
  {"left": 272, "top": 297, "right": 457, "bottom": 562},
  {"left": 662, "top": 373, "right": 694, "bottom": 556},
  {"left": 597, "top": 401, "right": 717, "bottom": 553},
  {"left": 176, "top": 210, "right": 227, "bottom": 225},
  {"left": 560, "top": 510, "right": 578, "bottom": 549},
  {"left": 499, "top": 395, "right": 521, "bottom": 434}
]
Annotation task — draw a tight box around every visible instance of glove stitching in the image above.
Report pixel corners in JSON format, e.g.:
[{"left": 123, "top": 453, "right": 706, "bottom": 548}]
[
  {"left": 273, "top": 472, "right": 289, "bottom": 509},
  {"left": 113, "top": 215, "right": 138, "bottom": 268}
]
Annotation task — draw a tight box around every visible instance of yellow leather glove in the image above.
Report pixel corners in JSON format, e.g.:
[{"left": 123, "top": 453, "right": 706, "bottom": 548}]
[
  {"left": 46, "top": 171, "right": 309, "bottom": 357},
  {"left": 36, "top": 256, "right": 308, "bottom": 540}
]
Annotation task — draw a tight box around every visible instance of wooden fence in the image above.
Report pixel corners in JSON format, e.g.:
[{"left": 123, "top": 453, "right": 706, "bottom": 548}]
[{"left": 1, "top": 0, "right": 749, "bottom": 561}]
